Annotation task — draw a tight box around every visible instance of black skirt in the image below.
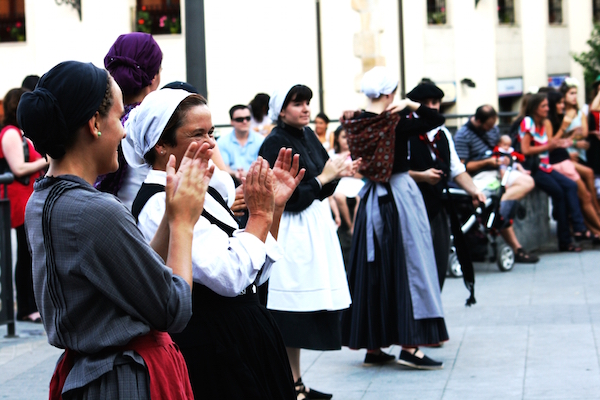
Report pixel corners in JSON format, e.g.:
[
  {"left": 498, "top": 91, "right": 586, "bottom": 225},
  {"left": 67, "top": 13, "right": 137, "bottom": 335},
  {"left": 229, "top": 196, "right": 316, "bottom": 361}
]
[
  {"left": 341, "top": 190, "right": 448, "bottom": 350},
  {"left": 171, "top": 284, "right": 295, "bottom": 400},
  {"left": 270, "top": 310, "right": 343, "bottom": 350}
]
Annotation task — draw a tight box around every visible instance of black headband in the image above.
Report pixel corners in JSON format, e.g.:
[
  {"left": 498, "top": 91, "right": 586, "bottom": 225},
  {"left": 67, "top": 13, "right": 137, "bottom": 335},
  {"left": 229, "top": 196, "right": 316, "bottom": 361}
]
[{"left": 17, "top": 61, "right": 108, "bottom": 158}]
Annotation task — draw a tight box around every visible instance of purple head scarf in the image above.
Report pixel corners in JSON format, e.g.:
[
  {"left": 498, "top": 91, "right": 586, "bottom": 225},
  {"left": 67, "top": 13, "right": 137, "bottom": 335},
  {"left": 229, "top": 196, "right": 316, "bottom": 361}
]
[{"left": 104, "top": 33, "right": 162, "bottom": 96}]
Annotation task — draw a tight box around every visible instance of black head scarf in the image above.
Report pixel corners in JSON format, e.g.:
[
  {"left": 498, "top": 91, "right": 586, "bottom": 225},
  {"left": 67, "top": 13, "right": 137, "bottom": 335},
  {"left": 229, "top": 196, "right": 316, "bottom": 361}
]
[{"left": 17, "top": 61, "right": 108, "bottom": 159}]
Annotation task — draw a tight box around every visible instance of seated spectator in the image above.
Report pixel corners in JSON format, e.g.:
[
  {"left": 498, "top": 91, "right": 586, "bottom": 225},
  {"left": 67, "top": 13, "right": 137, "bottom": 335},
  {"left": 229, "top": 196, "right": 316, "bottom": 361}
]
[
  {"left": 494, "top": 134, "right": 527, "bottom": 180},
  {"left": 586, "top": 76, "right": 600, "bottom": 199},
  {"left": 454, "top": 105, "right": 538, "bottom": 262},
  {"left": 518, "top": 93, "right": 587, "bottom": 252},
  {"left": 218, "top": 104, "right": 265, "bottom": 183}
]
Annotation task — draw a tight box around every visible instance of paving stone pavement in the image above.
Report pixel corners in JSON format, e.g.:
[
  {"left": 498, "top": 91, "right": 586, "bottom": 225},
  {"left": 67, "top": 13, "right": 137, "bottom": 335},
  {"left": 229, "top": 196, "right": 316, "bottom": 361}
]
[{"left": 1, "top": 247, "right": 599, "bottom": 399}]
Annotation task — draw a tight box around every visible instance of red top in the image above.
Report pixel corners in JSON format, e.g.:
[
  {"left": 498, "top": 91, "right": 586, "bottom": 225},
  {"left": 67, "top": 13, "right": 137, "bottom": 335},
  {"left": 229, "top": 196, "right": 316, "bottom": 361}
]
[{"left": 0, "top": 125, "right": 44, "bottom": 228}]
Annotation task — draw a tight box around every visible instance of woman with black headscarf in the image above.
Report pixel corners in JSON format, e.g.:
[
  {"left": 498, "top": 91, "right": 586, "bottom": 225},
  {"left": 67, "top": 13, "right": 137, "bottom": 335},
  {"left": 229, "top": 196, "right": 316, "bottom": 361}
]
[
  {"left": 18, "top": 60, "right": 211, "bottom": 399},
  {"left": 259, "top": 83, "right": 359, "bottom": 399}
]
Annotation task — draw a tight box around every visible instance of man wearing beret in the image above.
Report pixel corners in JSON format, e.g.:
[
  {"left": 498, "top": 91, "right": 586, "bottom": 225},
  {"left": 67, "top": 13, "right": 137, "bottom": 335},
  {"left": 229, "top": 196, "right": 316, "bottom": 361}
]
[
  {"left": 453, "top": 105, "right": 539, "bottom": 263},
  {"left": 407, "top": 82, "right": 486, "bottom": 290}
]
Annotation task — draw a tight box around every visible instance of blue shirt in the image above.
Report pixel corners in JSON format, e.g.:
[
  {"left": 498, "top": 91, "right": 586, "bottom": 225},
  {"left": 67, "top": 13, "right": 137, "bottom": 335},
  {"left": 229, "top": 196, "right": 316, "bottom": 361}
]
[{"left": 218, "top": 129, "right": 265, "bottom": 172}]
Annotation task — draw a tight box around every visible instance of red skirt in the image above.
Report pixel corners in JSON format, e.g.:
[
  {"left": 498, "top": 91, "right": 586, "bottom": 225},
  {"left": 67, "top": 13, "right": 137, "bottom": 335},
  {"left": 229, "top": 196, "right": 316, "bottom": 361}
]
[{"left": 49, "top": 330, "right": 193, "bottom": 399}]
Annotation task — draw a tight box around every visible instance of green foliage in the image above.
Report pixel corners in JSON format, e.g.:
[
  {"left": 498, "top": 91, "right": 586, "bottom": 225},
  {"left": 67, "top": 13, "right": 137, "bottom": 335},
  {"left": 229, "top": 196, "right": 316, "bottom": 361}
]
[
  {"left": 136, "top": 10, "right": 152, "bottom": 34},
  {"left": 573, "top": 24, "right": 600, "bottom": 93}
]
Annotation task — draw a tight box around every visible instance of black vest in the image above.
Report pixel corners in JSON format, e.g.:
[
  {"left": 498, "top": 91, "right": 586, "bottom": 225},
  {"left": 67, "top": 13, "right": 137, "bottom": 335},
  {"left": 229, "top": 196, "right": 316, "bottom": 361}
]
[
  {"left": 132, "top": 183, "right": 255, "bottom": 348},
  {"left": 409, "top": 130, "right": 451, "bottom": 220}
]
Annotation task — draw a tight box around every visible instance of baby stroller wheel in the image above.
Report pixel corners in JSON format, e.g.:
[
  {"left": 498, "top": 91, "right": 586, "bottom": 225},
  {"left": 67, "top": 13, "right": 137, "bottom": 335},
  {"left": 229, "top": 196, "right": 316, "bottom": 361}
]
[
  {"left": 496, "top": 244, "right": 515, "bottom": 272},
  {"left": 448, "top": 252, "right": 463, "bottom": 278}
]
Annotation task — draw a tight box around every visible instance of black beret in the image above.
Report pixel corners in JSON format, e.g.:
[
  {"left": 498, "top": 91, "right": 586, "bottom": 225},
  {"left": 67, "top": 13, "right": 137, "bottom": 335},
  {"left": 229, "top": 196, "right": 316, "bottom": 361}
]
[{"left": 406, "top": 83, "right": 444, "bottom": 101}]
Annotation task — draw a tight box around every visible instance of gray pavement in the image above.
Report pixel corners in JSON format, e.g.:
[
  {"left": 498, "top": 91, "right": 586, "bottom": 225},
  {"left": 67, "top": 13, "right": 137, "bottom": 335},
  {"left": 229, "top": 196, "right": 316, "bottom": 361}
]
[{"left": 2, "top": 246, "right": 600, "bottom": 399}]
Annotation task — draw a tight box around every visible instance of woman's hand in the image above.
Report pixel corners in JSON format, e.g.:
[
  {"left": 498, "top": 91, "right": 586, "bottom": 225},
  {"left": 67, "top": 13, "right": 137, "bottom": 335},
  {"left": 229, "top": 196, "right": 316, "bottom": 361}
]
[
  {"left": 165, "top": 142, "right": 214, "bottom": 228},
  {"left": 230, "top": 185, "right": 247, "bottom": 217},
  {"left": 317, "top": 155, "right": 361, "bottom": 185},
  {"left": 575, "top": 140, "right": 590, "bottom": 150},
  {"left": 340, "top": 109, "right": 362, "bottom": 121},
  {"left": 272, "top": 148, "right": 306, "bottom": 208},
  {"left": 244, "top": 157, "right": 275, "bottom": 219},
  {"left": 386, "top": 99, "right": 420, "bottom": 114}
]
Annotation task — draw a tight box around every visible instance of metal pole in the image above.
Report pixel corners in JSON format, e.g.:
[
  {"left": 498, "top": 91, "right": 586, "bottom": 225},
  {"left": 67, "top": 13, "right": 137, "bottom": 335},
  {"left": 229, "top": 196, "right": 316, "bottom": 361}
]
[
  {"left": 398, "top": 0, "right": 406, "bottom": 98},
  {"left": 185, "top": 0, "right": 208, "bottom": 99},
  {"left": 0, "top": 175, "right": 16, "bottom": 337},
  {"left": 315, "top": 0, "right": 325, "bottom": 113}
]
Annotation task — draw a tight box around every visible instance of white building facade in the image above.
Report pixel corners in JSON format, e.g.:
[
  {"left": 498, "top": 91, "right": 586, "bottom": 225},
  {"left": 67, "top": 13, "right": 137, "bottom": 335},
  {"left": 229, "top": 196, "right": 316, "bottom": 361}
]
[{"left": 0, "top": 0, "right": 594, "bottom": 127}]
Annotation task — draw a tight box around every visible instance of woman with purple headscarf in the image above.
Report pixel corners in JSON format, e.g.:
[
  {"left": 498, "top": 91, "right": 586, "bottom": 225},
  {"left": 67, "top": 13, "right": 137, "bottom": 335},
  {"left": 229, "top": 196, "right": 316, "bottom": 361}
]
[{"left": 95, "top": 33, "right": 163, "bottom": 209}]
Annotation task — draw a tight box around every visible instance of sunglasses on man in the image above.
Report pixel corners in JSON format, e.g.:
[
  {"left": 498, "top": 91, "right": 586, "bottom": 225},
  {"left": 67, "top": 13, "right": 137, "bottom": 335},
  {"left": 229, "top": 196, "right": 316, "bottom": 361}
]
[{"left": 233, "top": 116, "right": 251, "bottom": 123}]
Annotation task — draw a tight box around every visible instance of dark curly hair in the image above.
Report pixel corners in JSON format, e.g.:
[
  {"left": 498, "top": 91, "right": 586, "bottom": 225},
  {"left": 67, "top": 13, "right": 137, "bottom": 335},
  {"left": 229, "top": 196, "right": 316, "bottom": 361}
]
[{"left": 2, "top": 88, "right": 29, "bottom": 129}]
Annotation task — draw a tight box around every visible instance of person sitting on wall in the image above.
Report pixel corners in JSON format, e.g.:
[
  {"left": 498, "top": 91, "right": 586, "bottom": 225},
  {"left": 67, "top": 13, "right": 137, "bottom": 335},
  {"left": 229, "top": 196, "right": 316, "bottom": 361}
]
[{"left": 453, "top": 105, "right": 539, "bottom": 263}]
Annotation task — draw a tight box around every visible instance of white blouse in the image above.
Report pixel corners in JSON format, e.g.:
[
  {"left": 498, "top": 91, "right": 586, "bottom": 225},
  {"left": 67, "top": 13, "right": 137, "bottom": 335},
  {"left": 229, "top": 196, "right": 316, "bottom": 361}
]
[{"left": 137, "top": 169, "right": 282, "bottom": 297}]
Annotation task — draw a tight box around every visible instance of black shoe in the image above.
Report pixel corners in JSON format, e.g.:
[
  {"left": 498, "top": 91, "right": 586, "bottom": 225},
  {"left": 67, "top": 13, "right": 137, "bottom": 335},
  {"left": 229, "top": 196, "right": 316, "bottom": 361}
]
[
  {"left": 295, "top": 378, "right": 332, "bottom": 399},
  {"left": 573, "top": 230, "right": 593, "bottom": 242},
  {"left": 364, "top": 351, "right": 395, "bottom": 365},
  {"left": 514, "top": 248, "right": 539, "bottom": 263},
  {"left": 397, "top": 348, "right": 443, "bottom": 370}
]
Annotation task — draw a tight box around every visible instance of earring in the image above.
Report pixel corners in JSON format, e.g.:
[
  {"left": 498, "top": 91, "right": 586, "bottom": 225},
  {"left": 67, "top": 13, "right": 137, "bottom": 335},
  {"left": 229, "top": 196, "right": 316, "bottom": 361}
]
[
  {"left": 97, "top": 131, "right": 102, "bottom": 137},
  {"left": 161, "top": 150, "right": 166, "bottom": 155}
]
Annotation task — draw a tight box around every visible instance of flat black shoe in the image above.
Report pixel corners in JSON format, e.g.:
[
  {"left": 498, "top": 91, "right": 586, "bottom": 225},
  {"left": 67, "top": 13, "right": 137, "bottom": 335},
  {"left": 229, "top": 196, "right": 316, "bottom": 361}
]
[
  {"left": 559, "top": 243, "right": 582, "bottom": 252},
  {"left": 295, "top": 378, "right": 332, "bottom": 399},
  {"left": 364, "top": 351, "right": 395, "bottom": 365},
  {"left": 514, "top": 248, "right": 539, "bottom": 263},
  {"left": 397, "top": 348, "right": 443, "bottom": 370},
  {"left": 573, "top": 230, "right": 593, "bottom": 241}
]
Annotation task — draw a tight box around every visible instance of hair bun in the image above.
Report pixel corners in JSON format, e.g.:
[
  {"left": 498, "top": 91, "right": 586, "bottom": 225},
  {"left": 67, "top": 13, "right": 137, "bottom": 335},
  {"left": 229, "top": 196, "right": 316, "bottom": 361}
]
[{"left": 18, "top": 87, "right": 69, "bottom": 158}]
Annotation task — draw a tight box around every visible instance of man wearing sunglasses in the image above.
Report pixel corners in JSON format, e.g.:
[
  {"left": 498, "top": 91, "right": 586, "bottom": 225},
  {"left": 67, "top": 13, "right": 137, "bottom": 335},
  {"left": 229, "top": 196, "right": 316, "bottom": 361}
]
[{"left": 218, "top": 104, "right": 265, "bottom": 183}]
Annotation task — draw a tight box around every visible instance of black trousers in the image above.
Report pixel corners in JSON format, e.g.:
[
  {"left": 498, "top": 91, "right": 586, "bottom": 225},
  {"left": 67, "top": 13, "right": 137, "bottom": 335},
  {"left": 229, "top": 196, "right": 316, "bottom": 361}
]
[
  {"left": 430, "top": 208, "right": 450, "bottom": 290},
  {"left": 15, "top": 224, "right": 37, "bottom": 319}
]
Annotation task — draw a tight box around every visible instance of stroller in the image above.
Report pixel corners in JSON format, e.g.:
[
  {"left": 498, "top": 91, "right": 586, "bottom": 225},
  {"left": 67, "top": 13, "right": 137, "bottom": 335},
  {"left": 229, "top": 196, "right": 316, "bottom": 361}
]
[{"left": 446, "top": 154, "right": 520, "bottom": 278}]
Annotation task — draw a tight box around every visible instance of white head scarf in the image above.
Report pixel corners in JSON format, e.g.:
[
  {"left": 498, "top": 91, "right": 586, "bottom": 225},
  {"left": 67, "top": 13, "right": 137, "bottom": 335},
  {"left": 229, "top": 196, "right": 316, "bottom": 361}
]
[
  {"left": 123, "top": 88, "right": 192, "bottom": 168},
  {"left": 360, "top": 66, "right": 398, "bottom": 99},
  {"left": 268, "top": 83, "right": 301, "bottom": 122}
]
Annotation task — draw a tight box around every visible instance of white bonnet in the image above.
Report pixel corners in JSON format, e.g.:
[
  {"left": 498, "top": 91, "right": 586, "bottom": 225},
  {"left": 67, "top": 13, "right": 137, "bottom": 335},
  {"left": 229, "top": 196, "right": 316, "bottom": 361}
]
[
  {"left": 360, "top": 66, "right": 398, "bottom": 99},
  {"left": 123, "top": 88, "right": 192, "bottom": 168}
]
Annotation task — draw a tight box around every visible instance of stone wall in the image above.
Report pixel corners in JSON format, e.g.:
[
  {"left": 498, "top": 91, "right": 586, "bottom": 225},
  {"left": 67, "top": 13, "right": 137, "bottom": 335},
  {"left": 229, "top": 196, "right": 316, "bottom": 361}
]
[{"left": 513, "top": 189, "right": 551, "bottom": 251}]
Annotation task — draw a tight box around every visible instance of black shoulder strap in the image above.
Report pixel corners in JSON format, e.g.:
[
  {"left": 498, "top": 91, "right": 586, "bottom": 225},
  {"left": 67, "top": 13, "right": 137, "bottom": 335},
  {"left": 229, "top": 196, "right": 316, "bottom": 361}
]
[
  {"left": 132, "top": 183, "right": 165, "bottom": 222},
  {"left": 132, "top": 183, "right": 237, "bottom": 237},
  {"left": 472, "top": 128, "right": 496, "bottom": 151}
]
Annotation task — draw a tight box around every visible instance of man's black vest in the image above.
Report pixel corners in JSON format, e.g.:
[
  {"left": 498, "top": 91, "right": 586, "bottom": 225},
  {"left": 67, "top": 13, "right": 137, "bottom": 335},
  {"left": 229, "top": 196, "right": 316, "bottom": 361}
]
[{"left": 408, "top": 130, "right": 451, "bottom": 221}]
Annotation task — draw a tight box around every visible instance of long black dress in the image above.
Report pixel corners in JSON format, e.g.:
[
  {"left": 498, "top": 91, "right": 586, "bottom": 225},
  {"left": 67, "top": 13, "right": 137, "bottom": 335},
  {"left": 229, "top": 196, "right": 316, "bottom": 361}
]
[{"left": 341, "top": 105, "right": 449, "bottom": 350}]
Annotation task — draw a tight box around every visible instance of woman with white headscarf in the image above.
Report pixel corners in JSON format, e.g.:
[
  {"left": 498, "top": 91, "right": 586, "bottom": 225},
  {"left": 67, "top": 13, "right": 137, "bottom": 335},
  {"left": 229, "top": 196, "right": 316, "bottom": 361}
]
[
  {"left": 340, "top": 66, "right": 448, "bottom": 370},
  {"left": 123, "top": 88, "right": 305, "bottom": 399},
  {"left": 259, "top": 84, "right": 359, "bottom": 399}
]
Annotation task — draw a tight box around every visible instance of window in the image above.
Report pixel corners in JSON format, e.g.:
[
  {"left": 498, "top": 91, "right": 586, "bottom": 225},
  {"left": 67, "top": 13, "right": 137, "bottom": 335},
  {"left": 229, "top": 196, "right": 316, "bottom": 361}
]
[
  {"left": 136, "top": 0, "right": 181, "bottom": 35},
  {"left": 0, "top": 0, "right": 25, "bottom": 43},
  {"left": 548, "top": 0, "right": 563, "bottom": 24},
  {"left": 427, "top": 0, "right": 446, "bottom": 25},
  {"left": 498, "top": 0, "right": 515, "bottom": 24},
  {"left": 594, "top": 0, "right": 600, "bottom": 23}
]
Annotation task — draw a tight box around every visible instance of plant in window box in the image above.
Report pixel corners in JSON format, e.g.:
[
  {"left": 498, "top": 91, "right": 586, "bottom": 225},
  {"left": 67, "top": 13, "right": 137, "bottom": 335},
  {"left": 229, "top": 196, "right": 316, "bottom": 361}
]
[
  {"left": 136, "top": 10, "right": 152, "bottom": 34},
  {"left": 10, "top": 21, "right": 25, "bottom": 42},
  {"left": 169, "top": 16, "right": 181, "bottom": 34},
  {"left": 428, "top": 11, "right": 446, "bottom": 25}
]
